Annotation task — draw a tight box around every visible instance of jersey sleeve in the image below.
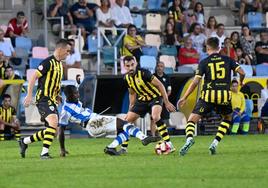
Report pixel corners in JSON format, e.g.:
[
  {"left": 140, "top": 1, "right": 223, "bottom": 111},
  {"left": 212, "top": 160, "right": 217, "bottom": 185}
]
[
  {"left": 36, "top": 59, "right": 51, "bottom": 77},
  {"left": 195, "top": 61, "right": 206, "bottom": 78},
  {"left": 11, "top": 107, "right": 16, "bottom": 116},
  {"left": 124, "top": 75, "right": 131, "bottom": 88},
  {"left": 59, "top": 105, "right": 70, "bottom": 126},
  {"left": 142, "top": 69, "right": 154, "bottom": 82}
]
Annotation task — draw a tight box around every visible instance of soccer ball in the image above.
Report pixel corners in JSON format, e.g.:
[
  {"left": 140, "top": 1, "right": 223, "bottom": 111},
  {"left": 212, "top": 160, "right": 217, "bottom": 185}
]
[{"left": 154, "top": 141, "right": 171, "bottom": 155}]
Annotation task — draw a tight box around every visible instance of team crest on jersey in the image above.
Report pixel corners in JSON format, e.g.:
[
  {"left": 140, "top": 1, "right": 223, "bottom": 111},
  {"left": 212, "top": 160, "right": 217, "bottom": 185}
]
[
  {"left": 49, "top": 106, "right": 55, "bottom": 111},
  {"left": 136, "top": 79, "right": 140, "bottom": 83},
  {"left": 38, "top": 65, "right": 43, "bottom": 71},
  {"left": 199, "top": 107, "right": 204, "bottom": 112}
]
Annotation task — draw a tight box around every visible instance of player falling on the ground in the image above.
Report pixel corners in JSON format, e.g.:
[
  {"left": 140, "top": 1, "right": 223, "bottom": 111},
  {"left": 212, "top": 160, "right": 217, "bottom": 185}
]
[
  {"left": 177, "top": 37, "right": 245, "bottom": 156},
  {"left": 118, "top": 56, "right": 176, "bottom": 154},
  {"left": 59, "top": 85, "right": 161, "bottom": 156}
]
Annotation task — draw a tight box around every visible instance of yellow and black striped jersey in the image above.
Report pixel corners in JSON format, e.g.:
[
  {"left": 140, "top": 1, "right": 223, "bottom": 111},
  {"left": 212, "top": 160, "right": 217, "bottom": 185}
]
[
  {"left": 35, "top": 55, "right": 63, "bottom": 104},
  {"left": 124, "top": 68, "right": 161, "bottom": 102},
  {"left": 196, "top": 53, "right": 240, "bottom": 104},
  {"left": 0, "top": 105, "right": 16, "bottom": 123}
]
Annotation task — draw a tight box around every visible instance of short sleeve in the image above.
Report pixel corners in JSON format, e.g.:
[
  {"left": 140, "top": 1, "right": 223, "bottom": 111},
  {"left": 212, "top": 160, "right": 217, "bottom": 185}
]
[
  {"left": 59, "top": 106, "right": 69, "bottom": 126},
  {"left": 11, "top": 107, "right": 16, "bottom": 116},
  {"left": 195, "top": 61, "right": 206, "bottom": 78},
  {"left": 124, "top": 75, "right": 131, "bottom": 88},
  {"left": 142, "top": 69, "right": 154, "bottom": 82},
  {"left": 36, "top": 60, "right": 51, "bottom": 77}
]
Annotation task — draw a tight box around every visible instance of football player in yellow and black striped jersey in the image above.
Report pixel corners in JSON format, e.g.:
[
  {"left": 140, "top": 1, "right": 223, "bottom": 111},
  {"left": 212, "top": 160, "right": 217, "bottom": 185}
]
[
  {"left": 19, "top": 39, "right": 71, "bottom": 159},
  {"left": 177, "top": 37, "right": 245, "bottom": 156},
  {"left": 0, "top": 94, "right": 20, "bottom": 141},
  {"left": 118, "top": 56, "right": 176, "bottom": 154}
]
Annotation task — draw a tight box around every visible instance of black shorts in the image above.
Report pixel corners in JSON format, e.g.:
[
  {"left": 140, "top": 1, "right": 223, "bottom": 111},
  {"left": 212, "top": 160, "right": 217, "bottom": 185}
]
[
  {"left": 161, "top": 106, "right": 170, "bottom": 120},
  {"left": 192, "top": 99, "right": 232, "bottom": 116},
  {"left": 130, "top": 97, "right": 163, "bottom": 118},
  {"left": 36, "top": 97, "right": 58, "bottom": 122}
]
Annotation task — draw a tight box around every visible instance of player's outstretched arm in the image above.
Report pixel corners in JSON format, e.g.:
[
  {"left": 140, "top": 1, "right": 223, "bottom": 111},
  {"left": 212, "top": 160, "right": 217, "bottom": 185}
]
[
  {"left": 177, "top": 76, "right": 201, "bottom": 108},
  {"left": 236, "top": 67, "right": 245, "bottom": 86}
]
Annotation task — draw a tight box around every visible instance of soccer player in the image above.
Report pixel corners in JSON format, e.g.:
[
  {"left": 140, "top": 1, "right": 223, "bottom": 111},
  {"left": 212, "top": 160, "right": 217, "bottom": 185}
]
[
  {"left": 19, "top": 39, "right": 71, "bottom": 159},
  {"left": 119, "top": 56, "right": 176, "bottom": 154},
  {"left": 0, "top": 94, "right": 20, "bottom": 141},
  {"left": 59, "top": 85, "right": 160, "bottom": 156},
  {"left": 178, "top": 37, "right": 245, "bottom": 156}
]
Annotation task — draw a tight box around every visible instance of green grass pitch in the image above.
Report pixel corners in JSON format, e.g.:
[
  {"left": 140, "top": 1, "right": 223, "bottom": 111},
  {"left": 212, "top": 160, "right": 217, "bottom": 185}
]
[{"left": 1, "top": 135, "right": 268, "bottom": 188}]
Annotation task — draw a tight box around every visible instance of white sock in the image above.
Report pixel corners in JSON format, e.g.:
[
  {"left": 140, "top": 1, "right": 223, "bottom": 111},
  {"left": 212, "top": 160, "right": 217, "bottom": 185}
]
[
  {"left": 108, "top": 140, "right": 119, "bottom": 148},
  {"left": 212, "top": 139, "right": 219, "bottom": 147},
  {"left": 137, "top": 132, "right": 146, "bottom": 140},
  {"left": 23, "top": 137, "right": 31, "bottom": 144},
  {"left": 186, "top": 137, "right": 193, "bottom": 142},
  {"left": 41, "top": 147, "right": 49, "bottom": 156}
]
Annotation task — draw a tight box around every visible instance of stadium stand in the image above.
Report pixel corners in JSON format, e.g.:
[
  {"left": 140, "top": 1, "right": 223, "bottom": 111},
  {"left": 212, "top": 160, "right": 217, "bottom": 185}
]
[
  {"left": 32, "top": 46, "right": 49, "bottom": 59},
  {"left": 140, "top": 55, "right": 156, "bottom": 73}
]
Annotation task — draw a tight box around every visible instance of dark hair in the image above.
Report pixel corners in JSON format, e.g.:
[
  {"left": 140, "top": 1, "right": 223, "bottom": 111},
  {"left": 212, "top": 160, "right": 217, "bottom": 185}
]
[
  {"left": 101, "top": 0, "right": 111, "bottom": 8},
  {"left": 127, "top": 24, "right": 137, "bottom": 34},
  {"left": 64, "top": 85, "right": 77, "bottom": 100},
  {"left": 17, "top": 11, "right": 25, "bottom": 17},
  {"left": 230, "top": 31, "right": 239, "bottom": 40},
  {"left": 194, "top": 2, "right": 204, "bottom": 14},
  {"left": 206, "top": 37, "right": 219, "bottom": 50},
  {"left": 241, "top": 24, "right": 251, "bottom": 36},
  {"left": 2, "top": 94, "right": 11, "bottom": 100},
  {"left": 224, "top": 37, "right": 230, "bottom": 43},
  {"left": 56, "top": 39, "right": 71, "bottom": 49},
  {"left": 206, "top": 16, "right": 217, "bottom": 29},
  {"left": 5, "top": 65, "right": 13, "bottom": 70},
  {"left": 232, "top": 79, "right": 238, "bottom": 85},
  {"left": 189, "top": 22, "right": 201, "bottom": 33},
  {"left": 67, "top": 38, "right": 75, "bottom": 43},
  {"left": 123, "top": 56, "right": 135, "bottom": 64},
  {"left": 216, "top": 23, "right": 224, "bottom": 29}
]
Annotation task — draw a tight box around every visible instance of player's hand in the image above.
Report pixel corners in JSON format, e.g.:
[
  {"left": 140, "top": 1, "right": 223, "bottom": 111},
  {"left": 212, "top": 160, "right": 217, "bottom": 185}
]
[
  {"left": 60, "top": 149, "right": 69, "bottom": 157},
  {"left": 23, "top": 95, "right": 33, "bottom": 107},
  {"left": 165, "top": 101, "right": 176, "bottom": 112},
  {"left": 177, "top": 98, "right": 186, "bottom": 109}
]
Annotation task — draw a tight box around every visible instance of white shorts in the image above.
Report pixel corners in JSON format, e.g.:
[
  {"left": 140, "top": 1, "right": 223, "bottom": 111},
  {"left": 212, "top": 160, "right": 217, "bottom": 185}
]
[{"left": 85, "top": 115, "right": 117, "bottom": 137}]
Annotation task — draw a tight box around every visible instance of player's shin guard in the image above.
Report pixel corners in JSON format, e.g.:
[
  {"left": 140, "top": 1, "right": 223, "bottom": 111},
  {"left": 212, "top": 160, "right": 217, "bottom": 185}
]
[
  {"left": 123, "top": 123, "right": 146, "bottom": 140},
  {"left": 156, "top": 120, "right": 170, "bottom": 142},
  {"left": 215, "top": 120, "right": 231, "bottom": 142},
  {"left": 108, "top": 131, "right": 129, "bottom": 148},
  {"left": 185, "top": 121, "right": 195, "bottom": 139},
  {"left": 0, "top": 130, "right": 4, "bottom": 141},
  {"left": 41, "top": 126, "right": 56, "bottom": 155},
  {"left": 14, "top": 130, "right": 21, "bottom": 141}
]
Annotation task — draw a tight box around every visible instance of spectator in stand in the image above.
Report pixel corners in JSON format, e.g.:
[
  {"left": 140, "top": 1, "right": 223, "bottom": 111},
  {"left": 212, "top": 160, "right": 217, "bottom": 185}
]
[
  {"left": 255, "top": 30, "right": 268, "bottom": 65},
  {"left": 0, "top": 94, "right": 21, "bottom": 141},
  {"left": 240, "top": 24, "right": 256, "bottom": 64},
  {"left": 96, "top": 0, "right": 114, "bottom": 28},
  {"left": 236, "top": 47, "right": 252, "bottom": 65},
  {"left": 48, "top": 0, "right": 76, "bottom": 36},
  {"left": 205, "top": 16, "right": 217, "bottom": 37},
  {"left": 70, "top": 0, "right": 98, "bottom": 37},
  {"left": 1, "top": 65, "right": 21, "bottom": 95},
  {"left": 168, "top": 0, "right": 186, "bottom": 37},
  {"left": 230, "top": 31, "right": 241, "bottom": 49},
  {"left": 5, "top": 11, "right": 29, "bottom": 46},
  {"left": 189, "top": 23, "right": 207, "bottom": 56},
  {"left": 163, "top": 21, "right": 180, "bottom": 46},
  {"left": 63, "top": 39, "right": 81, "bottom": 79},
  {"left": 0, "top": 51, "right": 7, "bottom": 79},
  {"left": 178, "top": 37, "right": 199, "bottom": 70},
  {"left": 111, "top": 0, "right": 133, "bottom": 28},
  {"left": 122, "top": 24, "right": 145, "bottom": 64},
  {"left": 262, "top": 0, "right": 268, "bottom": 13},
  {"left": 230, "top": 79, "right": 250, "bottom": 134},
  {"left": 194, "top": 2, "right": 205, "bottom": 27},
  {"left": 150, "top": 61, "right": 172, "bottom": 136},
  {"left": 239, "top": 0, "right": 262, "bottom": 24},
  {"left": 0, "top": 29, "right": 16, "bottom": 60},
  {"left": 184, "top": 9, "right": 196, "bottom": 32},
  {"left": 211, "top": 23, "right": 226, "bottom": 49},
  {"left": 220, "top": 37, "right": 237, "bottom": 61}
]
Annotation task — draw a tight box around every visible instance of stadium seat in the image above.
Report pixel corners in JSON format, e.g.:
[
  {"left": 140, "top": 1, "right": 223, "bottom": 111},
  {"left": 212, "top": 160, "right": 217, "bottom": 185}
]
[
  {"left": 159, "top": 55, "right": 176, "bottom": 70},
  {"left": 256, "top": 63, "right": 268, "bottom": 76},
  {"left": 164, "top": 67, "right": 174, "bottom": 74},
  {"left": 131, "top": 14, "right": 143, "bottom": 29},
  {"left": 67, "top": 68, "right": 84, "bottom": 81},
  {"left": 15, "top": 37, "right": 32, "bottom": 53},
  {"left": 169, "top": 112, "right": 187, "bottom": 129},
  {"left": 15, "top": 47, "right": 28, "bottom": 59},
  {"left": 0, "top": 24, "right": 7, "bottom": 33},
  {"left": 32, "top": 47, "right": 49, "bottom": 59},
  {"left": 159, "top": 45, "right": 177, "bottom": 56},
  {"left": 102, "top": 46, "right": 115, "bottom": 65},
  {"left": 29, "top": 58, "right": 43, "bottom": 69},
  {"left": 176, "top": 66, "right": 195, "bottom": 73},
  {"left": 240, "top": 64, "right": 253, "bottom": 77},
  {"left": 247, "top": 12, "right": 263, "bottom": 29},
  {"left": 140, "top": 55, "right": 156, "bottom": 73},
  {"left": 142, "top": 46, "right": 158, "bottom": 57},
  {"left": 147, "top": 0, "right": 163, "bottom": 10},
  {"left": 146, "top": 13, "right": 161, "bottom": 32},
  {"left": 26, "top": 69, "right": 36, "bottom": 82},
  {"left": 266, "top": 12, "right": 268, "bottom": 28},
  {"left": 145, "top": 34, "right": 161, "bottom": 49},
  {"left": 87, "top": 34, "right": 103, "bottom": 54},
  {"left": 129, "top": 0, "right": 144, "bottom": 10}
]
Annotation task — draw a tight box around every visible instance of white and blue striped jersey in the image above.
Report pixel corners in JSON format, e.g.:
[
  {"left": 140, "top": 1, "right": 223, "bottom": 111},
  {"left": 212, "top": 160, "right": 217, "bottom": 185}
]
[{"left": 59, "top": 101, "right": 94, "bottom": 126}]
